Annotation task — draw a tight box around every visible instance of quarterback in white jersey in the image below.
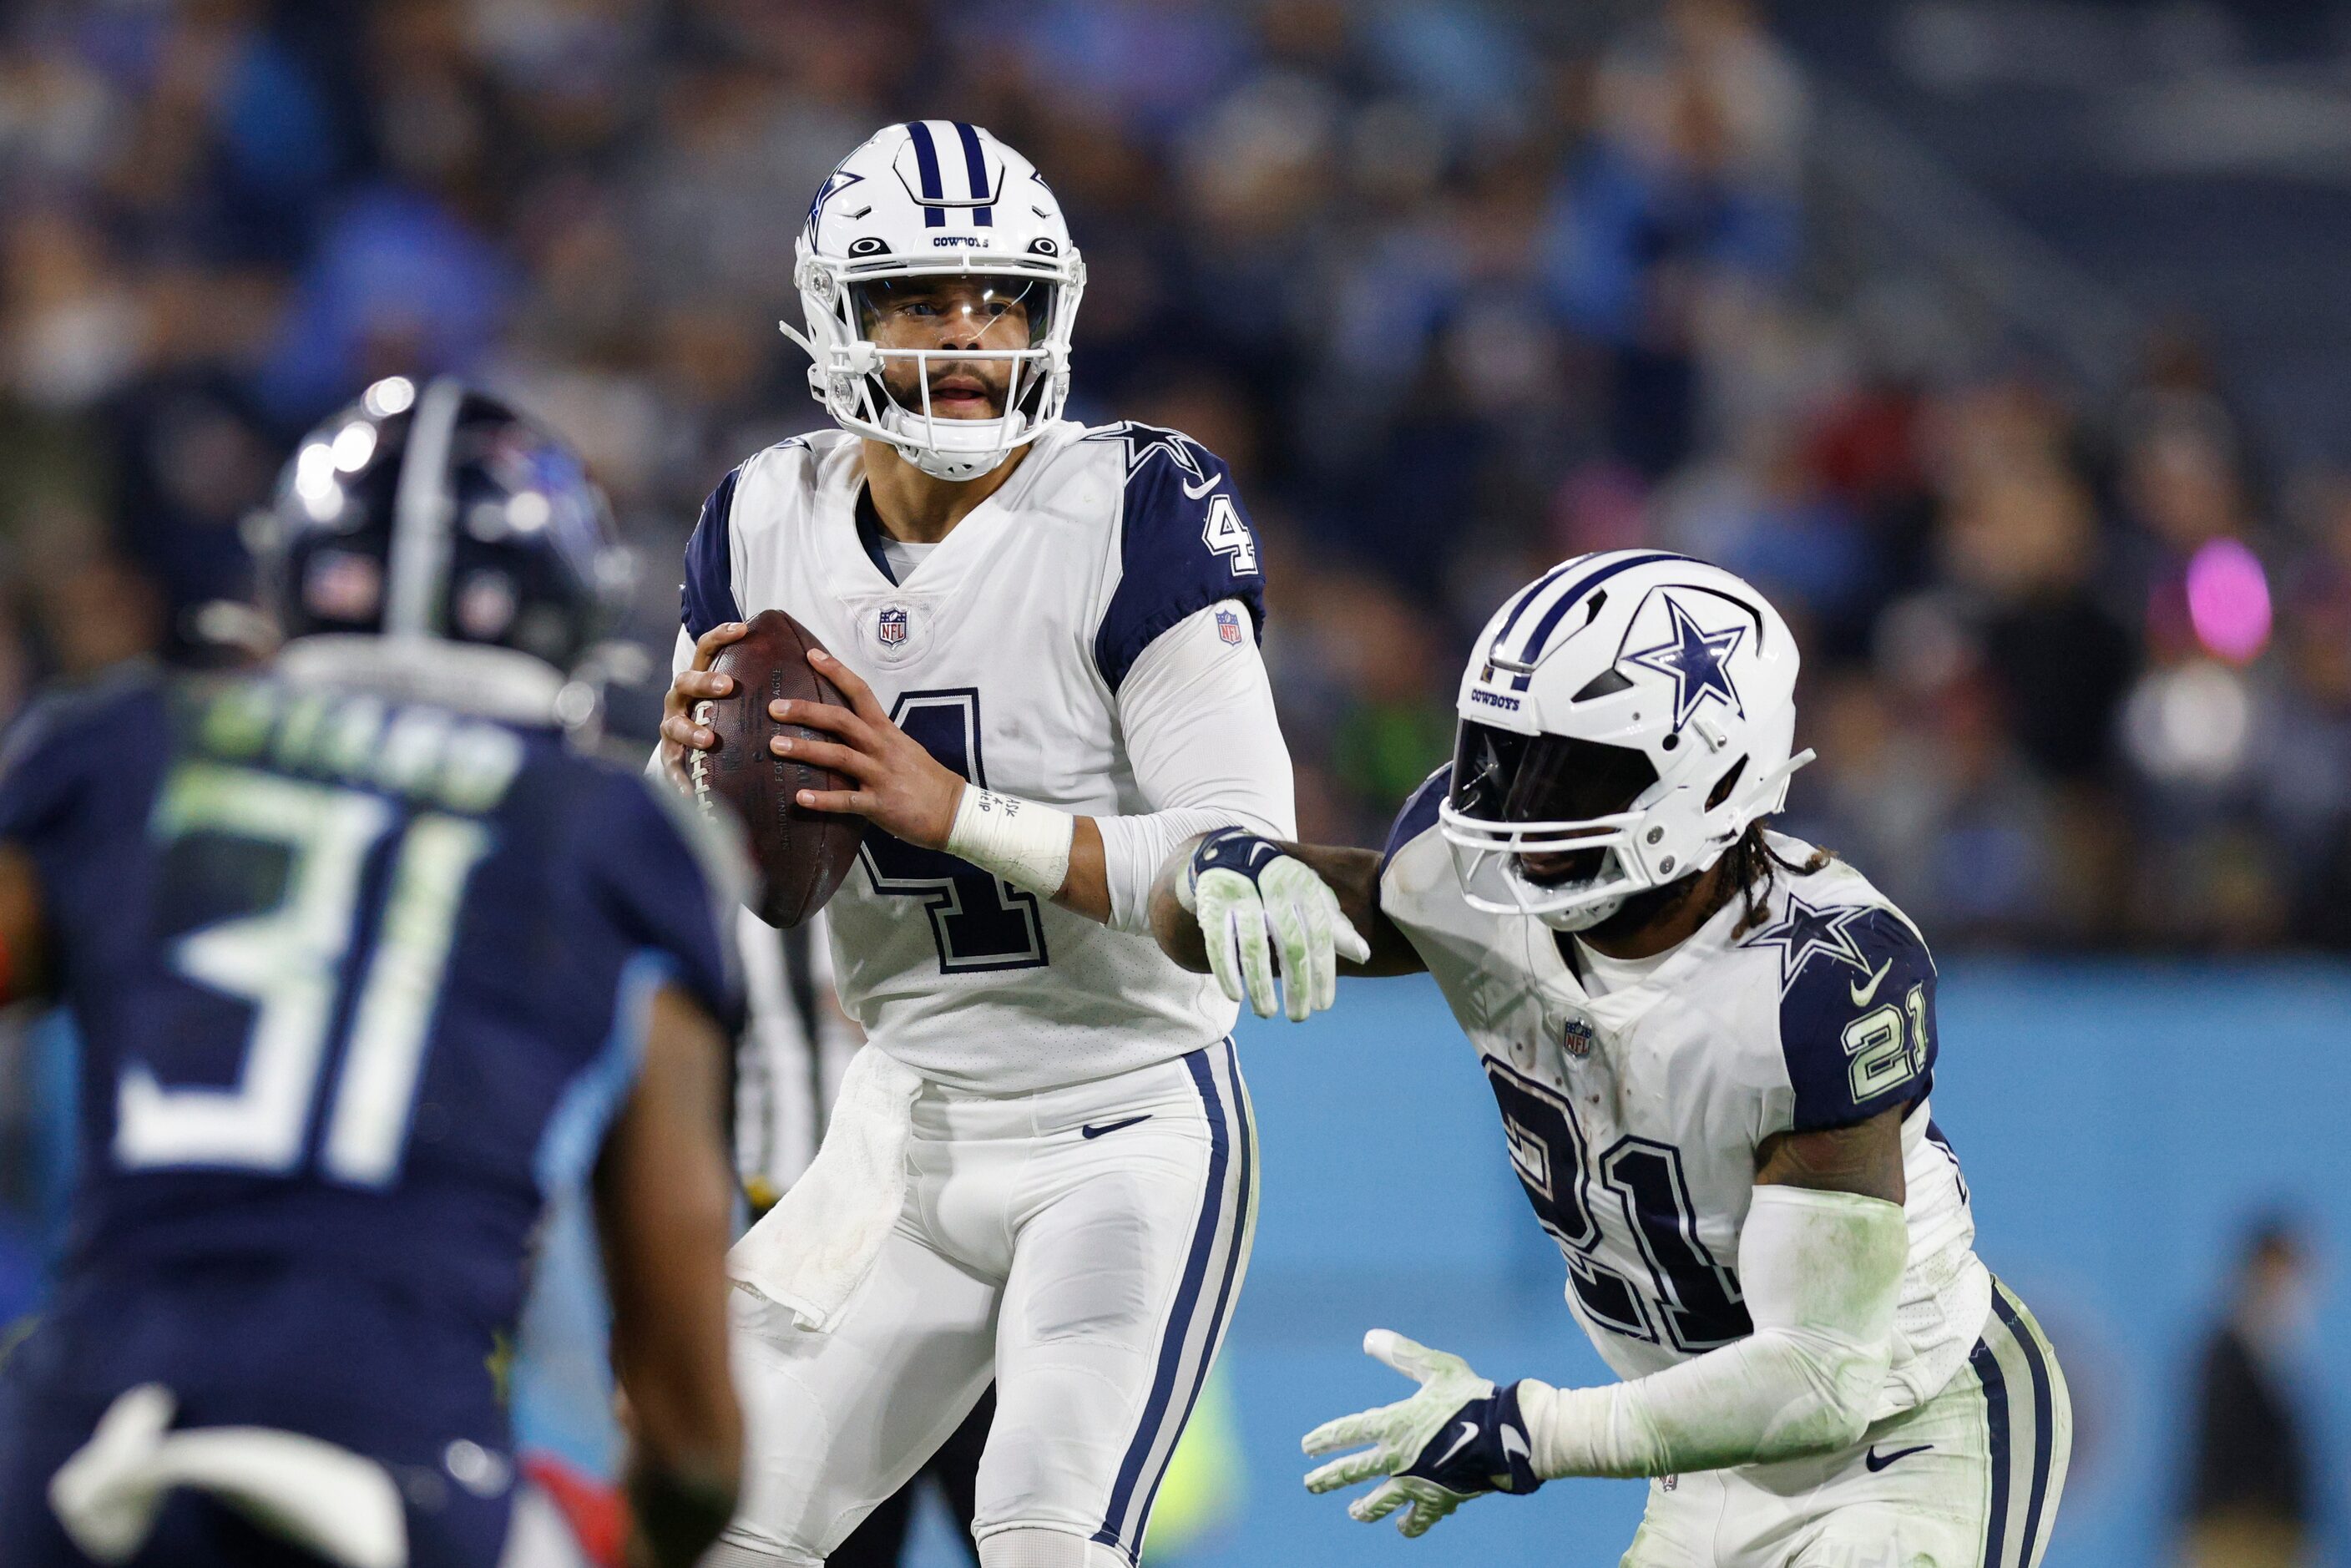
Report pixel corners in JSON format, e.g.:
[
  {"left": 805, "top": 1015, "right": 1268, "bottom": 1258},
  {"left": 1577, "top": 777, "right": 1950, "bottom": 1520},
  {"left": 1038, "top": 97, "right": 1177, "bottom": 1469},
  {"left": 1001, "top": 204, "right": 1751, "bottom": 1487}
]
[
  {"left": 656, "top": 123, "right": 1313, "bottom": 1568},
  {"left": 1152, "top": 554, "right": 2070, "bottom": 1566}
]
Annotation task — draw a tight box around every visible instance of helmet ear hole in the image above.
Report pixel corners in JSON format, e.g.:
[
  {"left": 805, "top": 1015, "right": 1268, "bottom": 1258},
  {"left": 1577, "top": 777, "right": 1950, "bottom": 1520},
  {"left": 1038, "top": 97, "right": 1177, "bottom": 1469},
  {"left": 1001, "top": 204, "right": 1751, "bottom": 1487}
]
[{"left": 1706, "top": 756, "right": 1748, "bottom": 811}]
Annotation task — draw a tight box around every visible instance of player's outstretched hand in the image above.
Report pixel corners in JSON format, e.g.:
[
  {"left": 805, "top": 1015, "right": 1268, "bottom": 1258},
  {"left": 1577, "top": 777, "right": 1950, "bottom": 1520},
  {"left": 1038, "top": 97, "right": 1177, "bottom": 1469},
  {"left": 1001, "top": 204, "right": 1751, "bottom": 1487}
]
[
  {"left": 657, "top": 621, "right": 749, "bottom": 789},
  {"left": 767, "top": 650, "right": 967, "bottom": 851},
  {"left": 1181, "top": 830, "right": 1370, "bottom": 1022},
  {"left": 1301, "top": 1330, "right": 1543, "bottom": 1539}
]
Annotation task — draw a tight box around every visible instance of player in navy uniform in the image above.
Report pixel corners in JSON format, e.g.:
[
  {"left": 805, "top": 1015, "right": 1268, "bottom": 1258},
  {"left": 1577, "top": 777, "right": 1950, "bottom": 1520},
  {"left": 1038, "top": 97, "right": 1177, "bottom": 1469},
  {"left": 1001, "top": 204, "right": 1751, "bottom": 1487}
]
[{"left": 0, "top": 377, "right": 745, "bottom": 1568}]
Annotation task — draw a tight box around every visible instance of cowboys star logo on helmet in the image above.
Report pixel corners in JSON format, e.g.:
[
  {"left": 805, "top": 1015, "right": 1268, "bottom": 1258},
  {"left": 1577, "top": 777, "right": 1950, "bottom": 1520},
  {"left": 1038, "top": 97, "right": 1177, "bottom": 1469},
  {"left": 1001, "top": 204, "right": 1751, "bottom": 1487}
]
[
  {"left": 781, "top": 120, "right": 1086, "bottom": 482},
  {"left": 1438, "top": 551, "right": 1814, "bottom": 931}
]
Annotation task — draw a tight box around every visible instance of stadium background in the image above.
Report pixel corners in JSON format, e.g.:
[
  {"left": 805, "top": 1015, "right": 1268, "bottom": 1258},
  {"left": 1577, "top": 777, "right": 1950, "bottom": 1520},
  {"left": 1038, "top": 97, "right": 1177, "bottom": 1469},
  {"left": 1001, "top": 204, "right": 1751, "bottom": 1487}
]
[{"left": 3, "top": 0, "right": 2350, "bottom": 1562}]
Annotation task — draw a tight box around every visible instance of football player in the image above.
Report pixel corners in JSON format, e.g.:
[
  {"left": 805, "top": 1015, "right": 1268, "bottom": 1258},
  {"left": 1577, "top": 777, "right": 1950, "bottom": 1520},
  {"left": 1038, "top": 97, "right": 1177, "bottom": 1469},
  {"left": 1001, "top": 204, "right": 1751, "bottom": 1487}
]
[
  {"left": 0, "top": 378, "right": 745, "bottom": 1568},
  {"left": 1151, "top": 554, "right": 2071, "bottom": 1565},
  {"left": 655, "top": 124, "right": 1318, "bottom": 1568}
]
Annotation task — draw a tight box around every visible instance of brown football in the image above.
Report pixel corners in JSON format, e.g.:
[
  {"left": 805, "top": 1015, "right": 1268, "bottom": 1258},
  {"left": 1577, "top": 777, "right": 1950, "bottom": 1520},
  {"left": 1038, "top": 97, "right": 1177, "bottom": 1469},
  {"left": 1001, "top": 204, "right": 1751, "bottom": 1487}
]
[{"left": 689, "top": 609, "right": 864, "bottom": 927}]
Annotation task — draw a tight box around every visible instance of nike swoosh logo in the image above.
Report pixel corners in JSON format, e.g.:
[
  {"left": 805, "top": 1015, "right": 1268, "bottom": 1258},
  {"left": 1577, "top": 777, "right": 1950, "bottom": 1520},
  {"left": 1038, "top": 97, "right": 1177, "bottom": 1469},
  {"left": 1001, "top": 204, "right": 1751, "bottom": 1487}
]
[
  {"left": 1849, "top": 958, "right": 1893, "bottom": 1007},
  {"left": 1181, "top": 473, "right": 1221, "bottom": 499},
  {"left": 1080, "top": 1115, "right": 1151, "bottom": 1140},
  {"left": 1498, "top": 1423, "right": 1529, "bottom": 1463},
  {"left": 1431, "top": 1419, "right": 1479, "bottom": 1470},
  {"left": 1863, "top": 1442, "right": 1931, "bottom": 1472}
]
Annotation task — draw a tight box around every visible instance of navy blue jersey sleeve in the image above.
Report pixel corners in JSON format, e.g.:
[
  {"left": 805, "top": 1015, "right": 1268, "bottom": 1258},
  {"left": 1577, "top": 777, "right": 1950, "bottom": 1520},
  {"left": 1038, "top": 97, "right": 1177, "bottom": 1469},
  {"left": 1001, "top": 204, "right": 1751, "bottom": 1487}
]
[
  {"left": 591, "top": 773, "right": 746, "bottom": 1035},
  {"left": 0, "top": 676, "right": 165, "bottom": 850},
  {"left": 1091, "top": 425, "right": 1268, "bottom": 692},
  {"left": 1767, "top": 902, "right": 1938, "bottom": 1133},
  {"left": 1378, "top": 766, "right": 1450, "bottom": 875},
  {"left": 680, "top": 466, "right": 743, "bottom": 640}
]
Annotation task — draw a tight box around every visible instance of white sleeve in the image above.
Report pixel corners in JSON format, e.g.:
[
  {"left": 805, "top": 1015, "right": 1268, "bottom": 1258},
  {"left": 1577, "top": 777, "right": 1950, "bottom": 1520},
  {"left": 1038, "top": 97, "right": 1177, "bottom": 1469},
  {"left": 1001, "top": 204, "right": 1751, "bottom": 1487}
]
[
  {"left": 1520, "top": 1185, "right": 1907, "bottom": 1477},
  {"left": 1093, "top": 600, "right": 1296, "bottom": 933}
]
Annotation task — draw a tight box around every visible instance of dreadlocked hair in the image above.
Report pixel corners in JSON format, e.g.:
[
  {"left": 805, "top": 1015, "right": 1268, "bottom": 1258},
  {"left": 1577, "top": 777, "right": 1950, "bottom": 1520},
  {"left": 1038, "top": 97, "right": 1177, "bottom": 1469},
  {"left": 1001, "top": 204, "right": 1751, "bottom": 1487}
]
[{"left": 1726, "top": 819, "right": 1833, "bottom": 938}]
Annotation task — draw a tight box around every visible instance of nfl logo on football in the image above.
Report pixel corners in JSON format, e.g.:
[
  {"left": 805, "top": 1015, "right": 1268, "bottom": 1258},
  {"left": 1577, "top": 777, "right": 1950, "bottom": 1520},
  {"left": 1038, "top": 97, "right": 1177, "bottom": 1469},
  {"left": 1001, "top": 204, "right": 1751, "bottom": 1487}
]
[
  {"left": 877, "top": 605, "right": 909, "bottom": 647},
  {"left": 1216, "top": 607, "right": 1244, "bottom": 645},
  {"left": 1561, "top": 1015, "right": 1596, "bottom": 1059}
]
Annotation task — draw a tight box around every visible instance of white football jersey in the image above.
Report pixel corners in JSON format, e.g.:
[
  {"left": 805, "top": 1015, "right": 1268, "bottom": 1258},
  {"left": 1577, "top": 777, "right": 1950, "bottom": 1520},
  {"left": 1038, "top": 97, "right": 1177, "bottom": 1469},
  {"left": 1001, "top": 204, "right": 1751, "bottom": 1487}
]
[
  {"left": 680, "top": 419, "right": 1273, "bottom": 1091},
  {"left": 1381, "top": 777, "right": 1990, "bottom": 1420}
]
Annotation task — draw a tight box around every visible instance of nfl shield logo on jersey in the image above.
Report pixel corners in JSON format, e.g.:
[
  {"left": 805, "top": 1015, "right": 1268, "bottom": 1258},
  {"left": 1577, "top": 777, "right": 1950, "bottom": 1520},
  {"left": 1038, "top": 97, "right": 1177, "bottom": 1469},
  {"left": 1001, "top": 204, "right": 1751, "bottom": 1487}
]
[
  {"left": 877, "top": 606, "right": 909, "bottom": 647},
  {"left": 1216, "top": 608, "right": 1243, "bottom": 645},
  {"left": 1560, "top": 1014, "right": 1597, "bottom": 1059}
]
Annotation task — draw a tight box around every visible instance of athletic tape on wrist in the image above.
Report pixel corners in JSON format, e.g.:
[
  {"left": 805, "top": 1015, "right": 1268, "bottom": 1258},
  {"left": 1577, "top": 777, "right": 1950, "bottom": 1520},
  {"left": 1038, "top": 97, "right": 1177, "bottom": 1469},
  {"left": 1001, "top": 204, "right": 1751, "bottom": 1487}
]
[{"left": 946, "top": 785, "right": 1075, "bottom": 898}]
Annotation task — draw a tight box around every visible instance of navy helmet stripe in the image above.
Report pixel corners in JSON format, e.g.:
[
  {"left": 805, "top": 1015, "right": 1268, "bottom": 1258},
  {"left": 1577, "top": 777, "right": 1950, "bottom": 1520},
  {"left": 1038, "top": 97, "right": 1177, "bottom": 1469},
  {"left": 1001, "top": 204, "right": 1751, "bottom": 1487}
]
[
  {"left": 1489, "top": 556, "right": 1587, "bottom": 648},
  {"left": 1095, "top": 1041, "right": 1240, "bottom": 1556},
  {"left": 1970, "top": 1336, "right": 2012, "bottom": 1568},
  {"left": 905, "top": 120, "right": 947, "bottom": 227},
  {"left": 1514, "top": 550, "right": 1690, "bottom": 665},
  {"left": 1132, "top": 1040, "right": 1252, "bottom": 1550},
  {"left": 1991, "top": 1286, "right": 2057, "bottom": 1567},
  {"left": 953, "top": 121, "right": 993, "bottom": 226}
]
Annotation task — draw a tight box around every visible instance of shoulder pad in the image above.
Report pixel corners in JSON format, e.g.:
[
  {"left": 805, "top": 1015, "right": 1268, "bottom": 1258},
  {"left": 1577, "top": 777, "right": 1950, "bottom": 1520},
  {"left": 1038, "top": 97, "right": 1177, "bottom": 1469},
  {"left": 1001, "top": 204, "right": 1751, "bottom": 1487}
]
[
  {"left": 1380, "top": 765, "right": 1450, "bottom": 875},
  {"left": 1742, "top": 893, "right": 1937, "bottom": 1133},
  {"left": 1085, "top": 422, "right": 1267, "bottom": 692}
]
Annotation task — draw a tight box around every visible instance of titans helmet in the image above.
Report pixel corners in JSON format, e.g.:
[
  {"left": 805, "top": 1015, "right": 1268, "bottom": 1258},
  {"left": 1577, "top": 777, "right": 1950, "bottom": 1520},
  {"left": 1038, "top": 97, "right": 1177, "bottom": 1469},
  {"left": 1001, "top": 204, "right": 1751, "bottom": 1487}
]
[
  {"left": 257, "top": 376, "right": 631, "bottom": 679},
  {"left": 1441, "top": 552, "right": 1816, "bottom": 930},
  {"left": 782, "top": 121, "right": 1086, "bottom": 482}
]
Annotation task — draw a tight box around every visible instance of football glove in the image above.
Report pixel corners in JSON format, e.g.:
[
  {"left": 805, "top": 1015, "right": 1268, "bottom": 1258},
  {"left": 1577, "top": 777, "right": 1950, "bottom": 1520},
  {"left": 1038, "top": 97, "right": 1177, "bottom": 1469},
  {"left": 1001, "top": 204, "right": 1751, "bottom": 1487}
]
[
  {"left": 1302, "top": 1330, "right": 1542, "bottom": 1539},
  {"left": 1182, "top": 828, "right": 1369, "bottom": 1022}
]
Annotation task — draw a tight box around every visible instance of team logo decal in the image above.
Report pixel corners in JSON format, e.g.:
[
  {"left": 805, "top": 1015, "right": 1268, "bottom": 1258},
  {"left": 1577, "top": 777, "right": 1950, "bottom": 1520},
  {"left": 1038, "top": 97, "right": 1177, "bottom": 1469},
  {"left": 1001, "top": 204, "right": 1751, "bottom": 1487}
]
[
  {"left": 1625, "top": 595, "right": 1746, "bottom": 731},
  {"left": 877, "top": 606, "right": 910, "bottom": 647},
  {"left": 1216, "top": 608, "right": 1244, "bottom": 645},
  {"left": 1560, "top": 1015, "right": 1597, "bottom": 1060},
  {"left": 1740, "top": 893, "right": 1874, "bottom": 997}
]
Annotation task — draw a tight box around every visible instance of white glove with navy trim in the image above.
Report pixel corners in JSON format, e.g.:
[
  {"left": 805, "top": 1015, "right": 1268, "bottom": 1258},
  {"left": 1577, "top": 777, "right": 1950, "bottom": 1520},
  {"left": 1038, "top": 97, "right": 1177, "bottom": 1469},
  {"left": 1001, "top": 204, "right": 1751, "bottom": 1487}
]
[
  {"left": 1180, "top": 828, "right": 1369, "bottom": 1022},
  {"left": 1302, "top": 1330, "right": 1544, "bottom": 1539}
]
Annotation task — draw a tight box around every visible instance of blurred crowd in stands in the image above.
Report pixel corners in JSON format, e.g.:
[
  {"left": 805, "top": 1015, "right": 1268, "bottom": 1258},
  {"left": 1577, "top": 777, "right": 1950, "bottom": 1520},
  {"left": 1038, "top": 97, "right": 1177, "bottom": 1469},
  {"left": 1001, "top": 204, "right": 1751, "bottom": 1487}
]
[{"left": 6, "top": 0, "right": 2351, "bottom": 948}]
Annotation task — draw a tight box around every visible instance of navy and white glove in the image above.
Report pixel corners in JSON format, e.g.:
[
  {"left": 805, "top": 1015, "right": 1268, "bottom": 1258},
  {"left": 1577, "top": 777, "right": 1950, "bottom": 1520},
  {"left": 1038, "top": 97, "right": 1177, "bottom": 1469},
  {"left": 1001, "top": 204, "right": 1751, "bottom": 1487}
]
[
  {"left": 1302, "top": 1330, "right": 1543, "bottom": 1538},
  {"left": 1177, "top": 828, "right": 1368, "bottom": 1022}
]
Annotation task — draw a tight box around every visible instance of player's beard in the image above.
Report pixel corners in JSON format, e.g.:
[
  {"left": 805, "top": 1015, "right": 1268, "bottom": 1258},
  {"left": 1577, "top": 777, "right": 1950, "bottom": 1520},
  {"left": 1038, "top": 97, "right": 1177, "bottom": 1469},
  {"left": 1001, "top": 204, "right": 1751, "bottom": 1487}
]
[{"left": 878, "top": 361, "right": 1013, "bottom": 422}]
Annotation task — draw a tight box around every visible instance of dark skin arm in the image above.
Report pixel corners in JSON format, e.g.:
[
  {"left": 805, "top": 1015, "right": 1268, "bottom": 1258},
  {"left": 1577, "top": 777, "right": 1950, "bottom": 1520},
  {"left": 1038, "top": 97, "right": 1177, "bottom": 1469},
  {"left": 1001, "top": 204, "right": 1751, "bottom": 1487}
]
[
  {"left": 1146, "top": 833, "right": 1426, "bottom": 978},
  {"left": 593, "top": 984, "right": 744, "bottom": 1568},
  {"left": 0, "top": 842, "right": 54, "bottom": 1004},
  {"left": 1754, "top": 1105, "right": 1907, "bottom": 1205}
]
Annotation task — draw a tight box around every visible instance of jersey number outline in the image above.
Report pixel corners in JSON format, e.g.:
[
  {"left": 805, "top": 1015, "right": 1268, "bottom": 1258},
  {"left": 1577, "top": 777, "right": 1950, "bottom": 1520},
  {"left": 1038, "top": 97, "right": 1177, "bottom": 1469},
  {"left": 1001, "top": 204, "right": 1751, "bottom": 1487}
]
[
  {"left": 117, "top": 763, "right": 490, "bottom": 1186},
  {"left": 1201, "top": 494, "right": 1257, "bottom": 576},
  {"left": 858, "top": 689, "right": 1049, "bottom": 973},
  {"left": 1487, "top": 1060, "right": 1752, "bottom": 1352}
]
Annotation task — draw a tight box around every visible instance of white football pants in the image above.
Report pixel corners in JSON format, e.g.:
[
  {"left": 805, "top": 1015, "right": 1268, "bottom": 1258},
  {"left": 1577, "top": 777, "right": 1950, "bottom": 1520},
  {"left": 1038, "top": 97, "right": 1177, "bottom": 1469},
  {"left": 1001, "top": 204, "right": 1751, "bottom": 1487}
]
[
  {"left": 1620, "top": 1277, "right": 2071, "bottom": 1568},
  {"left": 712, "top": 1039, "right": 1255, "bottom": 1567}
]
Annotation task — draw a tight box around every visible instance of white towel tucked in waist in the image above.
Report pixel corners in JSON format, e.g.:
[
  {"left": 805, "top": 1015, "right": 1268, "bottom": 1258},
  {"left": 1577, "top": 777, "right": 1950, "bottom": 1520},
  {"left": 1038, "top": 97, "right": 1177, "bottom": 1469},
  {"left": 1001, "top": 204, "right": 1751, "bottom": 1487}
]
[{"left": 728, "top": 1044, "right": 923, "bottom": 1333}]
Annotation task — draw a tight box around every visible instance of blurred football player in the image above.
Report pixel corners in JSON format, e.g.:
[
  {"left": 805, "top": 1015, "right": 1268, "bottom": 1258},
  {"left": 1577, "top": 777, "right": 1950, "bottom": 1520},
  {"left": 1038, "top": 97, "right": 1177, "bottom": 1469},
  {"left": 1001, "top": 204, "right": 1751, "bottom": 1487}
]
[
  {"left": 1152, "top": 553, "right": 2071, "bottom": 1565},
  {"left": 656, "top": 123, "right": 1308, "bottom": 1568},
  {"left": 0, "top": 377, "right": 744, "bottom": 1568}
]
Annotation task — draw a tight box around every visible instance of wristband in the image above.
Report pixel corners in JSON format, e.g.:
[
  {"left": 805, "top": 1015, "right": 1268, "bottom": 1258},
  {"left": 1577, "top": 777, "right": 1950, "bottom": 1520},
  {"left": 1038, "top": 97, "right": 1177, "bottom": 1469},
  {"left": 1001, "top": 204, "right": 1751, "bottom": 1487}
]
[{"left": 945, "top": 785, "right": 1075, "bottom": 898}]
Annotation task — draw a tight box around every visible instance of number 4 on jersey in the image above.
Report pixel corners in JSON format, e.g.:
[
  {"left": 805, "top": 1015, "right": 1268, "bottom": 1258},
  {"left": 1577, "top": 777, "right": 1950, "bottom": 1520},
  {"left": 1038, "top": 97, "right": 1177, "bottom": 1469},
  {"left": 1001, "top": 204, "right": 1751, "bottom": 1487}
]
[
  {"left": 1202, "top": 494, "right": 1257, "bottom": 576},
  {"left": 860, "top": 689, "right": 1050, "bottom": 973}
]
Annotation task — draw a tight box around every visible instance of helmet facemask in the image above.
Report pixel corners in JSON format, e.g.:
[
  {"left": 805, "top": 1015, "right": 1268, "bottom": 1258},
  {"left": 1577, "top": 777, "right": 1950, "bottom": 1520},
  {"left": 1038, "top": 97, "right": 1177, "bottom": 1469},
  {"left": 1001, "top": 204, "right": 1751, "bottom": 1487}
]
[
  {"left": 1439, "top": 722, "right": 1663, "bottom": 932},
  {"left": 785, "top": 251, "right": 1083, "bottom": 483}
]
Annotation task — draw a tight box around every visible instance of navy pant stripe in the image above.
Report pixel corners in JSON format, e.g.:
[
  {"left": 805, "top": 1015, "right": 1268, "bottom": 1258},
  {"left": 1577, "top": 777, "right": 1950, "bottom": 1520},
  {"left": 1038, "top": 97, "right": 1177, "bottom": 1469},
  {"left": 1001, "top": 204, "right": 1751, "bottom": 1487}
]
[
  {"left": 1132, "top": 1040, "right": 1252, "bottom": 1548},
  {"left": 905, "top": 120, "right": 947, "bottom": 226},
  {"left": 952, "top": 121, "right": 993, "bottom": 225},
  {"left": 1093, "top": 1042, "right": 1237, "bottom": 1556},
  {"left": 1990, "top": 1285, "right": 2056, "bottom": 1567},
  {"left": 1970, "top": 1334, "right": 2011, "bottom": 1568}
]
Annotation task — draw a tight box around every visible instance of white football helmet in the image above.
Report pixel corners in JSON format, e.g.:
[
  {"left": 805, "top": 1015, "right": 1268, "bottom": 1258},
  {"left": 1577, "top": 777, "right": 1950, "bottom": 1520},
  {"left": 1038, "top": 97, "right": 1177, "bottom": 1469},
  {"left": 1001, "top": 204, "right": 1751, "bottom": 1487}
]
[
  {"left": 781, "top": 121, "right": 1086, "bottom": 482},
  {"left": 1439, "top": 552, "right": 1815, "bottom": 930}
]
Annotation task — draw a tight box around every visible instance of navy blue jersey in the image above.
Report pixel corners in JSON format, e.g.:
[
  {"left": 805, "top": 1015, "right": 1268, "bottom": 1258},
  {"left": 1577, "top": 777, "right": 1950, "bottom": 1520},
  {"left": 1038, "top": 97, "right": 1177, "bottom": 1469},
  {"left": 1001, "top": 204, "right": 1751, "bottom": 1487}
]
[{"left": 0, "top": 659, "right": 738, "bottom": 1429}]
